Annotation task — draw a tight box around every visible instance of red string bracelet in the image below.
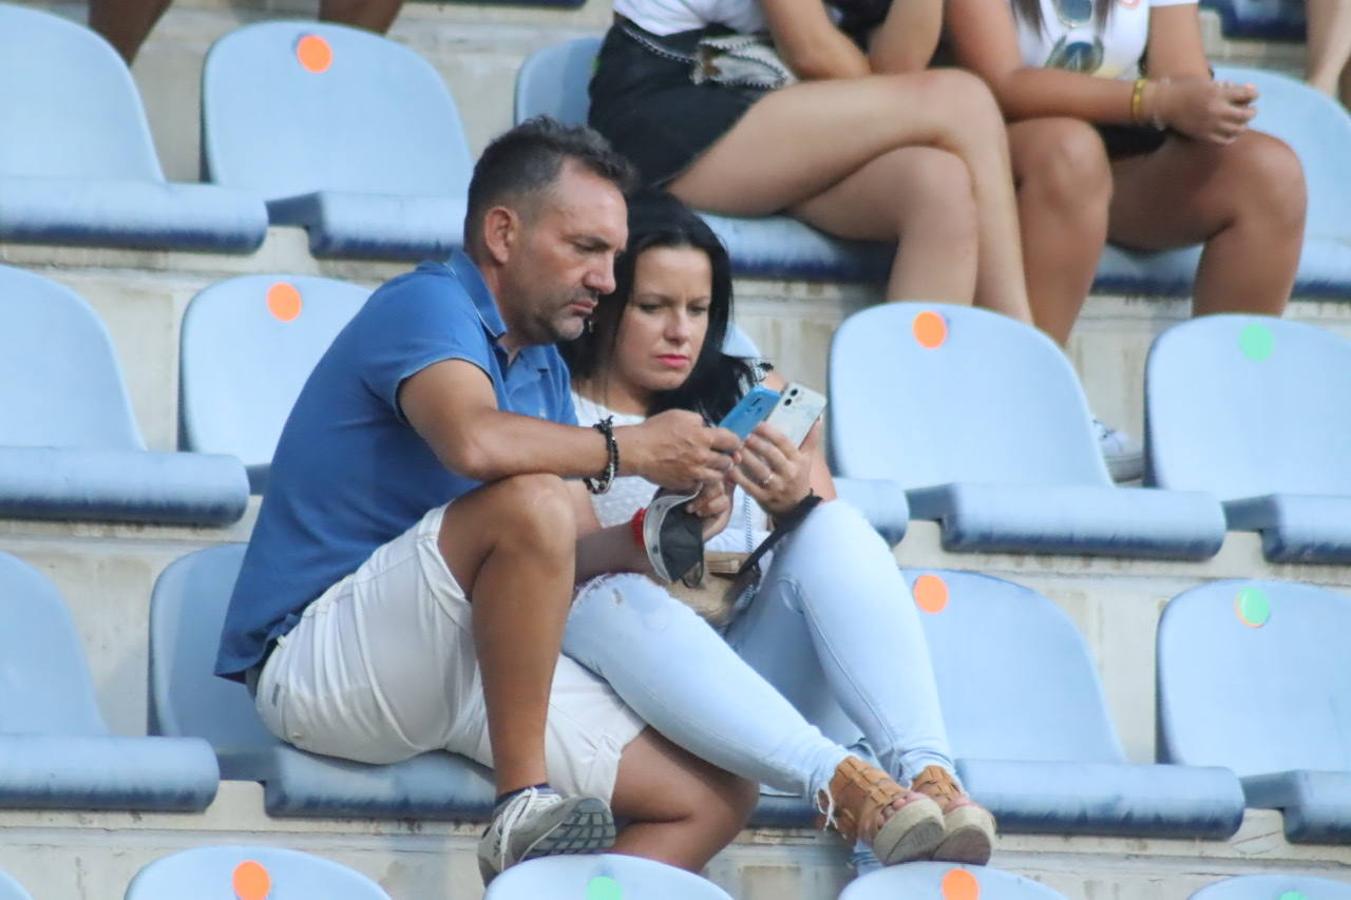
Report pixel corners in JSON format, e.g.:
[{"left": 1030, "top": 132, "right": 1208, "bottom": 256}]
[{"left": 629, "top": 507, "right": 646, "bottom": 549}]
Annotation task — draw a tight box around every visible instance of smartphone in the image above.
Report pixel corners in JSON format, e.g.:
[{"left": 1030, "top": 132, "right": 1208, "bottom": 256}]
[
  {"left": 717, "top": 386, "right": 781, "bottom": 439},
  {"left": 764, "top": 382, "right": 826, "bottom": 447}
]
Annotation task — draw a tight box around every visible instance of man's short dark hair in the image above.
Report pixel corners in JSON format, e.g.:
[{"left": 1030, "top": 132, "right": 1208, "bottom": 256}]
[{"left": 464, "top": 117, "right": 637, "bottom": 250}]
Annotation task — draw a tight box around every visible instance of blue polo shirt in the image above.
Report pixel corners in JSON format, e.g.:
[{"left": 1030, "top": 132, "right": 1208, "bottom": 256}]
[{"left": 215, "top": 252, "right": 578, "bottom": 680}]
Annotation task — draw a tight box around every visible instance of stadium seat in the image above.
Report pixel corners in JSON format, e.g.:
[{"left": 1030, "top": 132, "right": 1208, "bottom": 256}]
[
  {"left": 484, "top": 853, "right": 733, "bottom": 899},
  {"left": 0, "top": 265, "right": 248, "bottom": 525},
  {"left": 203, "top": 22, "right": 473, "bottom": 259},
  {"left": 149, "top": 544, "right": 498, "bottom": 819},
  {"left": 0, "top": 869, "right": 33, "bottom": 900},
  {"left": 1146, "top": 314, "right": 1351, "bottom": 563},
  {"left": 1198, "top": 0, "right": 1304, "bottom": 40},
  {"left": 0, "top": 552, "right": 219, "bottom": 812},
  {"left": 1158, "top": 579, "right": 1351, "bottom": 843},
  {"left": 512, "top": 36, "right": 892, "bottom": 283},
  {"left": 1097, "top": 67, "right": 1351, "bottom": 300},
  {"left": 1190, "top": 874, "right": 1351, "bottom": 898},
  {"left": 829, "top": 304, "right": 1227, "bottom": 558},
  {"left": 842, "top": 863, "right": 1068, "bottom": 899},
  {"left": 909, "top": 568, "right": 1245, "bottom": 838},
  {"left": 0, "top": 4, "right": 266, "bottom": 252},
  {"left": 179, "top": 275, "right": 371, "bottom": 493},
  {"left": 123, "top": 846, "right": 390, "bottom": 899}
]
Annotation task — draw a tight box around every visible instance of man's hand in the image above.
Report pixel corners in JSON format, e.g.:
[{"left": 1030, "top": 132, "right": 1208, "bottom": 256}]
[{"left": 615, "top": 410, "right": 740, "bottom": 490}]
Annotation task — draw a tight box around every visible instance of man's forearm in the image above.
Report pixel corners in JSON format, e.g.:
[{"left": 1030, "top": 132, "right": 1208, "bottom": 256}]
[
  {"left": 575, "top": 523, "right": 652, "bottom": 584},
  {"left": 455, "top": 409, "right": 614, "bottom": 482}
]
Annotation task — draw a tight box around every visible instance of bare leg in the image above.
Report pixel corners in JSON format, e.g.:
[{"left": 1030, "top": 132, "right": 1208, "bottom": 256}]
[
  {"left": 319, "top": 0, "right": 404, "bottom": 32},
  {"left": 791, "top": 146, "right": 978, "bottom": 302},
  {"left": 88, "top": 0, "right": 172, "bottom": 64},
  {"left": 1306, "top": 0, "right": 1351, "bottom": 96},
  {"left": 1108, "top": 131, "right": 1305, "bottom": 317},
  {"left": 439, "top": 474, "right": 577, "bottom": 795},
  {"left": 609, "top": 729, "right": 758, "bottom": 870},
  {"left": 1008, "top": 118, "right": 1112, "bottom": 345},
  {"left": 667, "top": 70, "right": 1032, "bottom": 321}
]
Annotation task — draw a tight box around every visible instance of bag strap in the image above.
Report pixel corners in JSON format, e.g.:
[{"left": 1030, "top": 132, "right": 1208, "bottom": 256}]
[
  {"left": 735, "top": 492, "right": 823, "bottom": 578},
  {"left": 618, "top": 22, "right": 699, "bottom": 64}
]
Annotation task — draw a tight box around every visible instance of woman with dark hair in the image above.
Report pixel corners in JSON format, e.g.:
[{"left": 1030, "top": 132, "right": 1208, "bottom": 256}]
[
  {"left": 558, "top": 191, "right": 996, "bottom": 870},
  {"left": 938, "top": 0, "right": 1306, "bottom": 351}
]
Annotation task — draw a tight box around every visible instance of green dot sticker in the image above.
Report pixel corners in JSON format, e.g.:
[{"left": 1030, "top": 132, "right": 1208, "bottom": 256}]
[
  {"left": 1239, "top": 323, "right": 1274, "bottom": 361},
  {"left": 587, "top": 875, "right": 622, "bottom": 900},
  {"left": 1278, "top": 892, "right": 1307, "bottom": 900},
  {"left": 1235, "top": 587, "right": 1271, "bottom": 628}
]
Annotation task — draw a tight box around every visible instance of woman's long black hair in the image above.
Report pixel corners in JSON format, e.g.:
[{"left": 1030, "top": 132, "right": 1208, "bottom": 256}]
[{"left": 562, "top": 190, "right": 757, "bottom": 422}]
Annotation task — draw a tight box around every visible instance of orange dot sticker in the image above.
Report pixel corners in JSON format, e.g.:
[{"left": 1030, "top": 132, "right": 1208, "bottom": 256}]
[
  {"left": 913, "top": 310, "right": 948, "bottom": 349},
  {"left": 941, "top": 867, "right": 980, "bottom": 900},
  {"left": 232, "top": 860, "right": 271, "bottom": 900},
  {"left": 913, "top": 574, "right": 949, "bottom": 614},
  {"left": 267, "top": 282, "right": 302, "bottom": 322},
  {"left": 296, "top": 34, "right": 333, "bottom": 73}
]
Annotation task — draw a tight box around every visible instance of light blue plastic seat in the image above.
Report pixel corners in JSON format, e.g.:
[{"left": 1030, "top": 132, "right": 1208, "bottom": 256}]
[
  {"left": 909, "top": 567, "right": 1244, "bottom": 837},
  {"left": 1158, "top": 579, "right": 1351, "bottom": 843},
  {"left": 179, "top": 275, "right": 371, "bottom": 493},
  {"left": 0, "top": 265, "right": 248, "bottom": 525},
  {"left": 0, "top": 870, "right": 33, "bottom": 900},
  {"left": 0, "top": 552, "right": 219, "bottom": 811},
  {"left": 0, "top": 4, "right": 266, "bottom": 252},
  {"left": 512, "top": 36, "right": 892, "bottom": 283},
  {"left": 150, "top": 545, "right": 498, "bottom": 819},
  {"left": 1097, "top": 67, "right": 1351, "bottom": 299},
  {"left": 1146, "top": 314, "right": 1351, "bottom": 563},
  {"left": 1197, "top": 0, "right": 1304, "bottom": 40},
  {"left": 842, "top": 863, "right": 1067, "bottom": 899},
  {"left": 828, "top": 303, "right": 1226, "bottom": 558},
  {"left": 124, "top": 845, "right": 390, "bottom": 899},
  {"left": 1190, "top": 874, "right": 1351, "bottom": 899},
  {"left": 203, "top": 21, "right": 473, "bottom": 259},
  {"left": 484, "top": 853, "right": 732, "bottom": 899}
]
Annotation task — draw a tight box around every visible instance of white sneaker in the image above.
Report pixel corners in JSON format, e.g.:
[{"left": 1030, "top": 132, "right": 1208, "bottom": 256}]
[
  {"left": 477, "top": 787, "right": 615, "bottom": 885},
  {"left": 1094, "top": 418, "right": 1144, "bottom": 482}
]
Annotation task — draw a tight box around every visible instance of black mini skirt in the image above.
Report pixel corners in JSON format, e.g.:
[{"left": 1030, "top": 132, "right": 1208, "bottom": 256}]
[{"left": 588, "top": 19, "right": 769, "bottom": 186}]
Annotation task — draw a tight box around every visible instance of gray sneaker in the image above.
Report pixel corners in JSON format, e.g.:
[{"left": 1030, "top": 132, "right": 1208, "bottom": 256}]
[
  {"left": 477, "top": 787, "right": 615, "bottom": 885},
  {"left": 1094, "top": 418, "right": 1144, "bottom": 482}
]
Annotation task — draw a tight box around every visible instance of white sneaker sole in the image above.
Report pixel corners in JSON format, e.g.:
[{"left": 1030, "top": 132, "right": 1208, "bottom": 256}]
[{"left": 478, "top": 797, "right": 616, "bottom": 886}]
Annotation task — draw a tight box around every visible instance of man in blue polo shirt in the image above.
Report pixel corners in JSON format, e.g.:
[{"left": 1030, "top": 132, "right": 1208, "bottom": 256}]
[{"left": 215, "top": 120, "right": 742, "bottom": 882}]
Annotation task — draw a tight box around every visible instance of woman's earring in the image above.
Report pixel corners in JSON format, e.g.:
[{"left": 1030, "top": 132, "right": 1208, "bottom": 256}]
[{"left": 585, "top": 317, "right": 595, "bottom": 334}]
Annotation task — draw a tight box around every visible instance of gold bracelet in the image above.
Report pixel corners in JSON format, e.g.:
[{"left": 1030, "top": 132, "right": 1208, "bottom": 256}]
[{"left": 1130, "top": 77, "right": 1148, "bottom": 125}]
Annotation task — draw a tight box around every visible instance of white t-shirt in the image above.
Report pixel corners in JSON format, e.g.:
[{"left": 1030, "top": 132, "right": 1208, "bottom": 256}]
[
  {"left": 1014, "top": 0, "right": 1195, "bottom": 79},
  {"left": 615, "top": 0, "right": 768, "bottom": 37}
]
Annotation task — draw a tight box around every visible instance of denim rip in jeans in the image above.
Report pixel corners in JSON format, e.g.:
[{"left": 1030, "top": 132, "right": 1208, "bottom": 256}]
[{"left": 561, "top": 499, "right": 955, "bottom": 806}]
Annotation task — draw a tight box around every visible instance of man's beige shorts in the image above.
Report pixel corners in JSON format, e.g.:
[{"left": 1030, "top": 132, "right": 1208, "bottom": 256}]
[{"left": 255, "top": 504, "right": 646, "bottom": 802}]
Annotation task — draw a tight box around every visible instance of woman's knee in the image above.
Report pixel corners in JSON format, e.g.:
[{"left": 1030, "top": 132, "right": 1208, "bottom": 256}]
[
  {"left": 1014, "top": 119, "right": 1112, "bottom": 215},
  {"left": 1222, "top": 131, "right": 1307, "bottom": 230},
  {"left": 900, "top": 69, "right": 1006, "bottom": 139}
]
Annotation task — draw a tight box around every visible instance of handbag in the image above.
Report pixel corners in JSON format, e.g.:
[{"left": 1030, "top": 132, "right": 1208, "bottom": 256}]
[
  {"left": 664, "top": 550, "right": 760, "bottom": 626},
  {"left": 620, "top": 22, "right": 798, "bottom": 91}
]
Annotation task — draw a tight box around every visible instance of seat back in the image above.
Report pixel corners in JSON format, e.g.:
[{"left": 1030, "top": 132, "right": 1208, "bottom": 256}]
[
  {"left": 179, "top": 275, "right": 370, "bottom": 483},
  {"left": 842, "top": 862, "right": 1068, "bottom": 899},
  {"left": 0, "top": 870, "right": 33, "bottom": 900},
  {"left": 202, "top": 21, "right": 471, "bottom": 199},
  {"left": 1215, "top": 66, "right": 1351, "bottom": 242},
  {"left": 124, "top": 845, "right": 390, "bottom": 899},
  {"left": 1190, "top": 873, "right": 1351, "bottom": 899},
  {"left": 1146, "top": 315, "right": 1351, "bottom": 499},
  {"left": 1158, "top": 579, "right": 1351, "bottom": 775},
  {"left": 513, "top": 37, "right": 603, "bottom": 125},
  {"left": 484, "top": 853, "right": 733, "bottom": 899},
  {"left": 829, "top": 304, "right": 1111, "bottom": 488},
  {"left": 148, "top": 545, "right": 277, "bottom": 753},
  {"left": 0, "top": 3, "right": 163, "bottom": 180},
  {"left": 0, "top": 552, "right": 106, "bottom": 736},
  {"left": 0, "top": 265, "right": 144, "bottom": 450},
  {"left": 906, "top": 568, "right": 1126, "bottom": 763}
]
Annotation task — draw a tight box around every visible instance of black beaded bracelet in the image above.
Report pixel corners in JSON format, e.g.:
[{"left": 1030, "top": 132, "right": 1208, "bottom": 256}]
[{"left": 583, "top": 416, "right": 619, "bottom": 495}]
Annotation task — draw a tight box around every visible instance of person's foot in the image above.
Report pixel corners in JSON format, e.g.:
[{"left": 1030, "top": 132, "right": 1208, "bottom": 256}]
[
  {"left": 910, "top": 765, "right": 996, "bottom": 865},
  {"left": 818, "top": 756, "right": 945, "bottom": 865},
  {"left": 477, "top": 786, "right": 616, "bottom": 885},
  {"left": 1094, "top": 418, "right": 1144, "bottom": 482}
]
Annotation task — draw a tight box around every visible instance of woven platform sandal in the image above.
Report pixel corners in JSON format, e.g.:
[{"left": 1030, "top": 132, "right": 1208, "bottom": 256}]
[
  {"left": 910, "top": 764, "right": 996, "bottom": 865},
  {"left": 818, "top": 756, "right": 945, "bottom": 865}
]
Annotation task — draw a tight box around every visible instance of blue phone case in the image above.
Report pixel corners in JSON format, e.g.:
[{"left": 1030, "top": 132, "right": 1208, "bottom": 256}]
[{"left": 718, "top": 386, "right": 781, "bottom": 439}]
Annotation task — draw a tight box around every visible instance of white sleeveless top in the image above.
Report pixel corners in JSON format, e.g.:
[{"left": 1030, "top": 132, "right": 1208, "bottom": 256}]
[
  {"left": 614, "top": 0, "right": 769, "bottom": 37},
  {"left": 1014, "top": 0, "right": 1195, "bottom": 80},
  {"left": 571, "top": 391, "right": 771, "bottom": 554}
]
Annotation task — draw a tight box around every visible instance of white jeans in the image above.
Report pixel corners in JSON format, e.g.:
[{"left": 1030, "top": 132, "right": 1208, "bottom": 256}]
[{"left": 255, "top": 504, "right": 646, "bottom": 802}]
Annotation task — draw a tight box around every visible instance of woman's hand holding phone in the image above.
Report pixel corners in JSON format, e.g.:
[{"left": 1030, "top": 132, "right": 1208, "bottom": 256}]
[{"left": 731, "top": 421, "right": 816, "bottom": 516}]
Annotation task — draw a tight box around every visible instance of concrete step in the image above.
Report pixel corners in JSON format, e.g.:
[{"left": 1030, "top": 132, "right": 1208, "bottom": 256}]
[{"left": 0, "top": 783, "right": 1346, "bottom": 899}]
